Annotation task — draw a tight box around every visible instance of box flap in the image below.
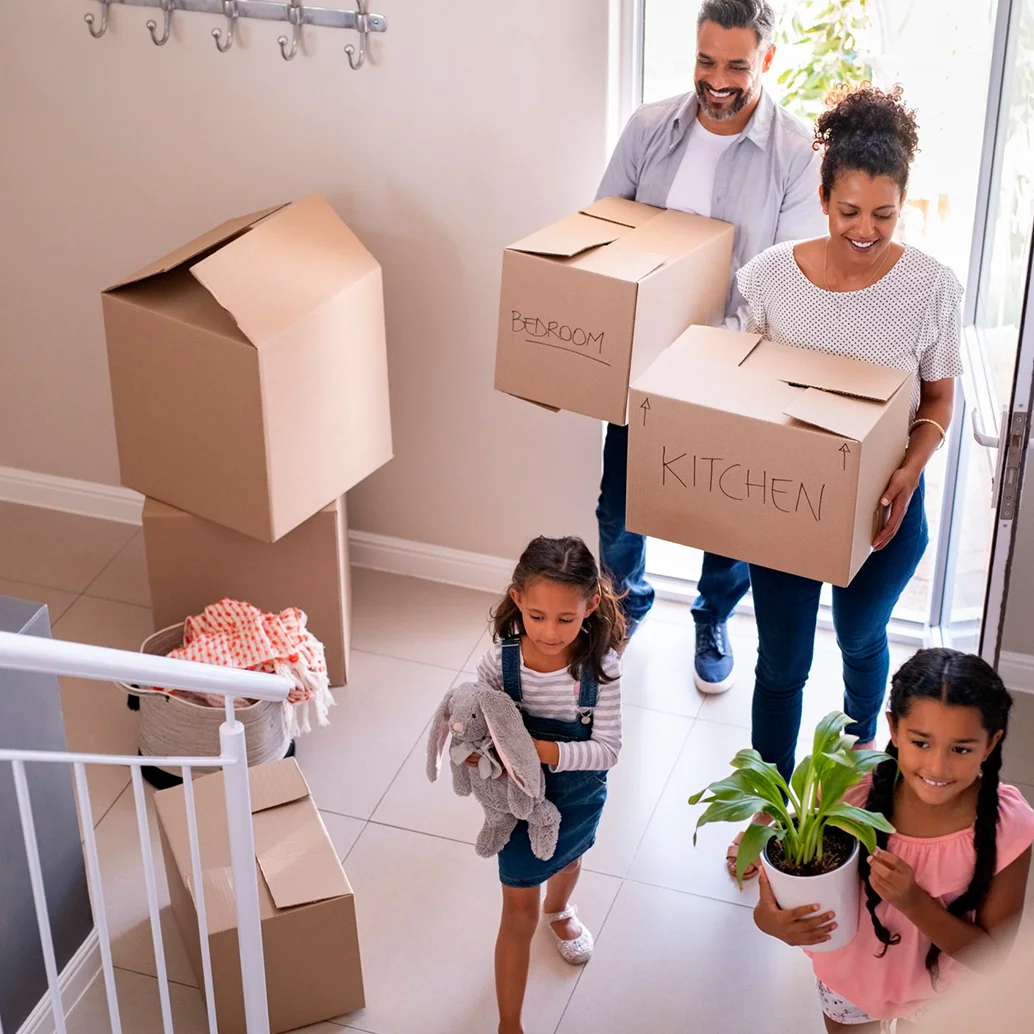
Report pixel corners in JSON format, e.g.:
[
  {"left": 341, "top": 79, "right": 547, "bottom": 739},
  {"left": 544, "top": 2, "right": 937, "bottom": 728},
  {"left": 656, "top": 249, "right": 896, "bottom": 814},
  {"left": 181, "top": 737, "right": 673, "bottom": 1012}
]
[
  {"left": 190, "top": 193, "right": 379, "bottom": 348},
  {"left": 105, "top": 204, "right": 286, "bottom": 291},
  {"left": 783, "top": 387, "right": 882, "bottom": 442},
  {"left": 688, "top": 325, "right": 763, "bottom": 367},
  {"left": 572, "top": 248, "right": 667, "bottom": 282},
  {"left": 742, "top": 340, "right": 910, "bottom": 402},
  {"left": 508, "top": 212, "right": 628, "bottom": 258},
  {"left": 256, "top": 826, "right": 350, "bottom": 910},
  {"left": 579, "top": 197, "right": 662, "bottom": 229},
  {"left": 248, "top": 757, "right": 311, "bottom": 814}
]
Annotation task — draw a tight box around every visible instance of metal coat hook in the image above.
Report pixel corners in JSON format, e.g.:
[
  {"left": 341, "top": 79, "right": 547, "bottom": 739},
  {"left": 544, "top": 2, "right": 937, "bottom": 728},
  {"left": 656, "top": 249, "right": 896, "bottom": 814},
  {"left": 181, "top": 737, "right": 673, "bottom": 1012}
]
[
  {"left": 278, "top": 0, "right": 303, "bottom": 61},
  {"left": 213, "top": 0, "right": 239, "bottom": 53},
  {"left": 147, "top": 0, "right": 174, "bottom": 46},
  {"left": 84, "top": 0, "right": 111, "bottom": 39},
  {"left": 345, "top": 0, "right": 369, "bottom": 70}
]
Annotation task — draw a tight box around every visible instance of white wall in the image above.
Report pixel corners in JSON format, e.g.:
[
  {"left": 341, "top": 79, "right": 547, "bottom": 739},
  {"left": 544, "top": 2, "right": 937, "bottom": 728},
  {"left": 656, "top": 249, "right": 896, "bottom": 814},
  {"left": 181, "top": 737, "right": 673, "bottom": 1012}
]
[{"left": 0, "top": 1, "right": 611, "bottom": 559}]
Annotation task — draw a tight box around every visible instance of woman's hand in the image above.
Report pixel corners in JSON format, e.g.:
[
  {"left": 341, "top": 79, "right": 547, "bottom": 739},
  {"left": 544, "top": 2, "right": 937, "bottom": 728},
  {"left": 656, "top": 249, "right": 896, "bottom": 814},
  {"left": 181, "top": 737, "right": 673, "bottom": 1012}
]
[
  {"left": 867, "top": 848, "right": 923, "bottom": 915},
  {"left": 753, "top": 869, "right": 837, "bottom": 947},
  {"left": 533, "top": 740, "right": 560, "bottom": 767},
  {"left": 872, "top": 464, "right": 921, "bottom": 551}
]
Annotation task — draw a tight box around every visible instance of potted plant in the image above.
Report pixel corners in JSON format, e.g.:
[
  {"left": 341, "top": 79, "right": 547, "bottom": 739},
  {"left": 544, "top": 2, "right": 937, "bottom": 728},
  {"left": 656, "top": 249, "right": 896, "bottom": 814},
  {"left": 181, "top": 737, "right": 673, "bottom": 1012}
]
[{"left": 689, "top": 711, "right": 894, "bottom": 952}]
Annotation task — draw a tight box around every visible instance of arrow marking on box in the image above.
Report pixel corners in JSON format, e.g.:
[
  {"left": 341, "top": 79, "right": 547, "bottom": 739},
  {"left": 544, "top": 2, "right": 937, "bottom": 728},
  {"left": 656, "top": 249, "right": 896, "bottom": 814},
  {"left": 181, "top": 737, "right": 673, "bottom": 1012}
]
[
  {"left": 840, "top": 444, "right": 851, "bottom": 471},
  {"left": 641, "top": 398, "right": 651, "bottom": 426}
]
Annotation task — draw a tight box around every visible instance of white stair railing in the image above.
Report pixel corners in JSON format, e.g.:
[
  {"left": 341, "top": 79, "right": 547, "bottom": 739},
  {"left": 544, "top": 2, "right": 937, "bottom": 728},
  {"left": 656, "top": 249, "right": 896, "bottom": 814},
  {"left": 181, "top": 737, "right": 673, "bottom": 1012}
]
[{"left": 0, "top": 630, "right": 293, "bottom": 1034}]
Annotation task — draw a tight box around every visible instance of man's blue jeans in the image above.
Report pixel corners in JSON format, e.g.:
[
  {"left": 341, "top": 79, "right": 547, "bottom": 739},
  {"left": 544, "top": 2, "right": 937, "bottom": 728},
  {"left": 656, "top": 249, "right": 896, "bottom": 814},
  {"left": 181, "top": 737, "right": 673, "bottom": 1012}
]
[
  {"left": 596, "top": 422, "right": 750, "bottom": 626},
  {"left": 749, "top": 478, "right": 929, "bottom": 785}
]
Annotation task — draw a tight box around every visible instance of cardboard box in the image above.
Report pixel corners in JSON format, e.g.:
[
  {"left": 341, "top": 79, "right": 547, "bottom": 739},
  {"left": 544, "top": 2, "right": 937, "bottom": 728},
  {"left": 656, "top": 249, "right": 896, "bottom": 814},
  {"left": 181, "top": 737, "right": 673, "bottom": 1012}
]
[
  {"left": 494, "top": 198, "right": 734, "bottom": 424},
  {"left": 103, "top": 193, "right": 392, "bottom": 542},
  {"left": 627, "top": 326, "right": 913, "bottom": 586},
  {"left": 154, "top": 758, "right": 365, "bottom": 1034},
  {"left": 142, "top": 496, "right": 351, "bottom": 686}
]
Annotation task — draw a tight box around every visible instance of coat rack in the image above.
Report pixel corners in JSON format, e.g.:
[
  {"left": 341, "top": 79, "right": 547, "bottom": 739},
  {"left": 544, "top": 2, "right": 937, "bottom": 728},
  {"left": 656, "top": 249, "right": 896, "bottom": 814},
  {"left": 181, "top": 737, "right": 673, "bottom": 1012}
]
[{"left": 83, "top": 0, "right": 387, "bottom": 66}]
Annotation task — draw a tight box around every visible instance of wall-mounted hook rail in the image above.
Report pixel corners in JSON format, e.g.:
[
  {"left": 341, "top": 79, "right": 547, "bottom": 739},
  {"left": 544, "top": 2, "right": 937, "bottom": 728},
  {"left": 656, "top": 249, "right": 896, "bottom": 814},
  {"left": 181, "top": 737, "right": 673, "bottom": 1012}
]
[{"left": 83, "top": 1, "right": 387, "bottom": 65}]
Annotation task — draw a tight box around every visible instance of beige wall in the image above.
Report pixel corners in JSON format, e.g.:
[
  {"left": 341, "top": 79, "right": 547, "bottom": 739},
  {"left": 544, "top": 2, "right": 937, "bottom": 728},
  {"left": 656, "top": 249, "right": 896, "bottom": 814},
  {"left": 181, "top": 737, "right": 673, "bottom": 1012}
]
[
  {"left": 0, "top": 0, "right": 609, "bottom": 560},
  {"left": 1001, "top": 453, "right": 1034, "bottom": 657}
]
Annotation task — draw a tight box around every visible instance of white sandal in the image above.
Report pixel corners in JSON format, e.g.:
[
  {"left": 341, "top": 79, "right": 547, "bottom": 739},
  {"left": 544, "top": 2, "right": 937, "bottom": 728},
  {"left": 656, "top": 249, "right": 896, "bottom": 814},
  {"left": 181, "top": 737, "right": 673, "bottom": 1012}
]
[{"left": 542, "top": 905, "right": 594, "bottom": 965}]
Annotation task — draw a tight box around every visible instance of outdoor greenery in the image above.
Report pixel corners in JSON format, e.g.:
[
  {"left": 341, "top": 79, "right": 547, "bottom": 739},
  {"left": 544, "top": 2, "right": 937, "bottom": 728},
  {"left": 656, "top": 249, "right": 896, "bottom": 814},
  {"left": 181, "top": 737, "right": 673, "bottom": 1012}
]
[
  {"left": 777, "top": 0, "right": 875, "bottom": 121},
  {"left": 689, "top": 711, "right": 895, "bottom": 886}
]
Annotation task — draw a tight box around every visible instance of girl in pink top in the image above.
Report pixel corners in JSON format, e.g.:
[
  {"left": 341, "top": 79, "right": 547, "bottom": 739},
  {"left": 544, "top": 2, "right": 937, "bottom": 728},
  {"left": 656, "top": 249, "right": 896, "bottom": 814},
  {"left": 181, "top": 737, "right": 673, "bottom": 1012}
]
[{"left": 754, "top": 649, "right": 1034, "bottom": 1031}]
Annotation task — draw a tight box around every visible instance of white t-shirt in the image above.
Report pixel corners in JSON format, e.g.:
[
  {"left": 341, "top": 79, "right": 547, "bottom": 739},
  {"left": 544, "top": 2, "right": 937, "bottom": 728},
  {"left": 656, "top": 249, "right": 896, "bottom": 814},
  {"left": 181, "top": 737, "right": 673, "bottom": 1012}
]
[
  {"left": 736, "top": 241, "right": 965, "bottom": 425},
  {"left": 664, "top": 120, "right": 742, "bottom": 218}
]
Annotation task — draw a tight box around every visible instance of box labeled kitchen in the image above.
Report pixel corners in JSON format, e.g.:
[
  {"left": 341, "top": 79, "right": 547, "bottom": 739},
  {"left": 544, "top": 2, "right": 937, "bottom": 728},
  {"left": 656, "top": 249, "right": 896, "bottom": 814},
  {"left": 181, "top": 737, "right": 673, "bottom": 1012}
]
[
  {"left": 495, "top": 198, "right": 734, "bottom": 424},
  {"left": 102, "top": 193, "right": 392, "bottom": 542},
  {"left": 626, "top": 326, "right": 913, "bottom": 586},
  {"left": 154, "top": 758, "right": 365, "bottom": 1034}
]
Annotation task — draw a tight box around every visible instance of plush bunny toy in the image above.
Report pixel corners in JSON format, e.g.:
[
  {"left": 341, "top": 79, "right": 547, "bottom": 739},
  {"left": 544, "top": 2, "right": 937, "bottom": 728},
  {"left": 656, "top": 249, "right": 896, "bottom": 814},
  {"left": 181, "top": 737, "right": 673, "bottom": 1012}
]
[{"left": 427, "top": 681, "right": 561, "bottom": 861}]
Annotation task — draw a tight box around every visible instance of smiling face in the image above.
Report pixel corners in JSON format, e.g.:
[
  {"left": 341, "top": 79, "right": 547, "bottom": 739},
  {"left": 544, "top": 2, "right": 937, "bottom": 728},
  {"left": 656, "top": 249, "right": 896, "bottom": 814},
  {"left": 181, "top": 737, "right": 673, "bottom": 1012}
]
[
  {"left": 510, "top": 577, "right": 598, "bottom": 661},
  {"left": 823, "top": 169, "right": 904, "bottom": 274},
  {"left": 694, "top": 20, "right": 774, "bottom": 126},
  {"left": 890, "top": 697, "right": 1003, "bottom": 807}
]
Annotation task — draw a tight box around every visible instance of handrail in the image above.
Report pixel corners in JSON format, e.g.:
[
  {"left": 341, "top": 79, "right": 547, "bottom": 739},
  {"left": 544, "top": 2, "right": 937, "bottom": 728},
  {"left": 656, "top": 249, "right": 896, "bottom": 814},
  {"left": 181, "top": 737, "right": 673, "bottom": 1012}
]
[{"left": 0, "top": 630, "right": 291, "bottom": 701}]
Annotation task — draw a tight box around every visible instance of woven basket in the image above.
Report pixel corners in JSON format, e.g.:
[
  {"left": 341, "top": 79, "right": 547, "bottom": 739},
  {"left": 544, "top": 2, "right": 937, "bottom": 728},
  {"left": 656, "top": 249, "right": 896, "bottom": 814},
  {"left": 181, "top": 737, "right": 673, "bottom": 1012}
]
[{"left": 117, "top": 623, "right": 291, "bottom": 780}]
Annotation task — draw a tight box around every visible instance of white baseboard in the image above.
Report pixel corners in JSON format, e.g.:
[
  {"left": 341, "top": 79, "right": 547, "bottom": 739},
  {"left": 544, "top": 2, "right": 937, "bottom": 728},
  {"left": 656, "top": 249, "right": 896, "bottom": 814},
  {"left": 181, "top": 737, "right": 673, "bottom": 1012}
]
[
  {"left": 999, "top": 651, "right": 1034, "bottom": 695},
  {"left": 0, "top": 466, "right": 143, "bottom": 525},
  {"left": 0, "top": 466, "right": 512, "bottom": 595},
  {"left": 16, "top": 929, "right": 100, "bottom": 1034}
]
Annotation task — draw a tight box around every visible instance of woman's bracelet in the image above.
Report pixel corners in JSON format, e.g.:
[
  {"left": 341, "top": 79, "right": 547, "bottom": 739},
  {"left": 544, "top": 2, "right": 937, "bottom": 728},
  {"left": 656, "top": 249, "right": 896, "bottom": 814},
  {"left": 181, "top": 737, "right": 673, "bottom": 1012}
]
[{"left": 909, "top": 418, "right": 947, "bottom": 449}]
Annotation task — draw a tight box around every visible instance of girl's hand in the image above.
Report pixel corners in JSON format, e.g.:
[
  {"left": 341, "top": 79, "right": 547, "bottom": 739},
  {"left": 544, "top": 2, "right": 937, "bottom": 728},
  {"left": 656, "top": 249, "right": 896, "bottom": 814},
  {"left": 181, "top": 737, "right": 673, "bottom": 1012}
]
[
  {"left": 867, "top": 848, "right": 923, "bottom": 914},
  {"left": 533, "top": 740, "right": 560, "bottom": 767},
  {"left": 753, "top": 869, "right": 837, "bottom": 947},
  {"left": 873, "top": 465, "right": 921, "bottom": 551}
]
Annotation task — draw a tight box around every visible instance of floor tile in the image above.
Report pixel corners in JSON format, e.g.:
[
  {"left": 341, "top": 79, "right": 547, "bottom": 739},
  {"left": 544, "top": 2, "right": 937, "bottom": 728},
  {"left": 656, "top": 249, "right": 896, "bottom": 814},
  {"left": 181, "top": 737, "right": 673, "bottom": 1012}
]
[
  {"left": 584, "top": 705, "right": 693, "bottom": 878},
  {"left": 626, "top": 719, "right": 762, "bottom": 909},
  {"left": 296, "top": 650, "right": 457, "bottom": 820},
  {"left": 0, "top": 576, "right": 79, "bottom": 624},
  {"left": 90, "top": 783, "right": 198, "bottom": 987},
  {"left": 350, "top": 568, "right": 493, "bottom": 670},
  {"left": 0, "top": 501, "right": 136, "bottom": 593},
  {"left": 66, "top": 966, "right": 206, "bottom": 1034},
  {"left": 53, "top": 594, "right": 154, "bottom": 650},
  {"left": 321, "top": 811, "right": 368, "bottom": 863},
  {"left": 84, "top": 531, "right": 152, "bottom": 608},
  {"left": 621, "top": 614, "right": 706, "bottom": 718},
  {"left": 556, "top": 881, "right": 825, "bottom": 1034},
  {"left": 340, "top": 823, "right": 621, "bottom": 1034}
]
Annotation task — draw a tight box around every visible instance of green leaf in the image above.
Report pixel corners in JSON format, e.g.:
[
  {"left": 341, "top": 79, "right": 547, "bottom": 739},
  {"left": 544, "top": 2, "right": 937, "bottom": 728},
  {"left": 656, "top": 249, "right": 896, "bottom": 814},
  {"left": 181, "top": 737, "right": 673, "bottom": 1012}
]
[
  {"left": 790, "top": 755, "right": 811, "bottom": 805},
  {"left": 813, "top": 712, "right": 853, "bottom": 758},
  {"left": 691, "top": 797, "right": 770, "bottom": 844},
  {"left": 825, "top": 802, "right": 896, "bottom": 836},
  {"left": 734, "top": 822, "right": 778, "bottom": 887},
  {"left": 730, "top": 749, "right": 792, "bottom": 800},
  {"left": 826, "top": 816, "right": 877, "bottom": 856}
]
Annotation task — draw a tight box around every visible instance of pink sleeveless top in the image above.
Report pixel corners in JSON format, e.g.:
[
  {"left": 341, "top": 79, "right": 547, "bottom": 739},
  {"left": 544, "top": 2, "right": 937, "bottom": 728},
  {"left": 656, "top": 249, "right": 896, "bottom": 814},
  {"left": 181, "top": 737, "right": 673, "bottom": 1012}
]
[{"left": 809, "top": 779, "right": 1034, "bottom": 1020}]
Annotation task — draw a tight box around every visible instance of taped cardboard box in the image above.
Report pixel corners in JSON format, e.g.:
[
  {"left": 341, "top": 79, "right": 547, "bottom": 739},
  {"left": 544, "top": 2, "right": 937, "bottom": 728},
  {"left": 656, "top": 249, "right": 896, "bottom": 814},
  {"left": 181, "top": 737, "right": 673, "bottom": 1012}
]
[
  {"left": 627, "top": 326, "right": 913, "bottom": 587},
  {"left": 495, "top": 197, "right": 734, "bottom": 424},
  {"left": 102, "top": 193, "right": 392, "bottom": 542},
  {"left": 154, "top": 758, "right": 365, "bottom": 1034},
  {"left": 143, "top": 496, "right": 351, "bottom": 686}
]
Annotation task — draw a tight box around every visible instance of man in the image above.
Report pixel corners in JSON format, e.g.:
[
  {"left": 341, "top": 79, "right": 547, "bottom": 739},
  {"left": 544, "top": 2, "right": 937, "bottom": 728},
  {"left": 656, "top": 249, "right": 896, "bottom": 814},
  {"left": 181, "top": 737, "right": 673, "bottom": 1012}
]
[{"left": 595, "top": 0, "right": 826, "bottom": 693}]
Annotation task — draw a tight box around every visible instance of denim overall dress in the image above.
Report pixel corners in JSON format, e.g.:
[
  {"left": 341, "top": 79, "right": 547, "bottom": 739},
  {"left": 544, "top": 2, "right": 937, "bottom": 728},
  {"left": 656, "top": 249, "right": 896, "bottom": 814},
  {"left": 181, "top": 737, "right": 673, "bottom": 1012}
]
[{"left": 496, "top": 637, "right": 609, "bottom": 888}]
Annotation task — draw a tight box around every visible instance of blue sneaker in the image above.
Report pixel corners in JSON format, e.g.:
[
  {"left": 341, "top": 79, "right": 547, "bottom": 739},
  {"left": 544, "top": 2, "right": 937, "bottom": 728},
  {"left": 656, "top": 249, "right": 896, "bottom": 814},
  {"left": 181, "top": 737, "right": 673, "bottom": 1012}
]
[{"left": 694, "top": 620, "right": 736, "bottom": 694}]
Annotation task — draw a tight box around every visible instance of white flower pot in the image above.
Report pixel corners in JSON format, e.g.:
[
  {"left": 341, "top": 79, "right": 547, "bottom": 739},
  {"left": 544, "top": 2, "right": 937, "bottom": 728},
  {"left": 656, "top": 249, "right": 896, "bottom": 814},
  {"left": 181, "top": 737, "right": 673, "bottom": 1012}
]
[{"left": 760, "top": 838, "right": 860, "bottom": 953}]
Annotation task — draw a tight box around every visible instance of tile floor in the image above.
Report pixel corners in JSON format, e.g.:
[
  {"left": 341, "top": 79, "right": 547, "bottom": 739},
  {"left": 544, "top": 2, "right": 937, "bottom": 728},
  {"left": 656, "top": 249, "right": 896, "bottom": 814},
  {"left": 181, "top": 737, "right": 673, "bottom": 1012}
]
[{"left": 2, "top": 499, "right": 1032, "bottom": 1034}]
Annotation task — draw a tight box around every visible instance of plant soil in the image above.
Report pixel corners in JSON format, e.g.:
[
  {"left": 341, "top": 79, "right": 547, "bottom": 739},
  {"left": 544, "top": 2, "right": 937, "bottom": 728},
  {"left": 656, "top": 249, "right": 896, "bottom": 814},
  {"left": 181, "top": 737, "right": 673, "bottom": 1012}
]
[{"left": 765, "top": 825, "right": 855, "bottom": 878}]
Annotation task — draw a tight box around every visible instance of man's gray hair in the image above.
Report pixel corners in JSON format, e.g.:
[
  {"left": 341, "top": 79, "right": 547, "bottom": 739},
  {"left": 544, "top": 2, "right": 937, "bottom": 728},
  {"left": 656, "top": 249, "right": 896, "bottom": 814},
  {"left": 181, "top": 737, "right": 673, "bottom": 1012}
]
[{"left": 697, "top": 0, "right": 777, "bottom": 48}]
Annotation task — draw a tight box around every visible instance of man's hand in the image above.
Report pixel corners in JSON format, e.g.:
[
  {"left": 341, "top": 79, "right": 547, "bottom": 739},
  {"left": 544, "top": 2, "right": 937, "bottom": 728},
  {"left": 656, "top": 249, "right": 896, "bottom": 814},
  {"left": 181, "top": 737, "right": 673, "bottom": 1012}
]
[
  {"left": 867, "top": 848, "right": 923, "bottom": 914},
  {"left": 754, "top": 869, "right": 837, "bottom": 947},
  {"left": 533, "top": 740, "right": 561, "bottom": 767}
]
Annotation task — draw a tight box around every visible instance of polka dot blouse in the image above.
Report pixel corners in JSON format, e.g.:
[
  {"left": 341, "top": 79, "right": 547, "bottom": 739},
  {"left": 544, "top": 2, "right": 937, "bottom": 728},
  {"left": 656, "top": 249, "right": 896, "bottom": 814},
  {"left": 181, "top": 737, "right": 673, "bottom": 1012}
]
[{"left": 736, "top": 241, "right": 964, "bottom": 426}]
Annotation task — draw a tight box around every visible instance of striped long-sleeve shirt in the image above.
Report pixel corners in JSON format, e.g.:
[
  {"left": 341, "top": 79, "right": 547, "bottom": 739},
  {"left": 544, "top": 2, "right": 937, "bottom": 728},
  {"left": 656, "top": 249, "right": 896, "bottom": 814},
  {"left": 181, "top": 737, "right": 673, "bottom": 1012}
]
[{"left": 475, "top": 641, "right": 622, "bottom": 773}]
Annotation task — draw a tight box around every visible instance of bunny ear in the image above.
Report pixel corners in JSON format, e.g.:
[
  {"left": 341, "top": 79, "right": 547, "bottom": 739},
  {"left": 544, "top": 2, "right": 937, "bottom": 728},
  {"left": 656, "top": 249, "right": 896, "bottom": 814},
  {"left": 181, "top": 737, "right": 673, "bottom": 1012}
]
[
  {"left": 426, "top": 689, "right": 453, "bottom": 783},
  {"left": 480, "top": 688, "right": 541, "bottom": 800}
]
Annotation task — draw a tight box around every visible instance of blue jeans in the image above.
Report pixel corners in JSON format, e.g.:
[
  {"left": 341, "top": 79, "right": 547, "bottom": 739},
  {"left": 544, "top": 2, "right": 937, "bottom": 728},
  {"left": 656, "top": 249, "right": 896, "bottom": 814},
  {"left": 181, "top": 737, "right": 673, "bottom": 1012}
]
[
  {"left": 596, "top": 422, "right": 750, "bottom": 626},
  {"left": 749, "top": 478, "right": 929, "bottom": 784}
]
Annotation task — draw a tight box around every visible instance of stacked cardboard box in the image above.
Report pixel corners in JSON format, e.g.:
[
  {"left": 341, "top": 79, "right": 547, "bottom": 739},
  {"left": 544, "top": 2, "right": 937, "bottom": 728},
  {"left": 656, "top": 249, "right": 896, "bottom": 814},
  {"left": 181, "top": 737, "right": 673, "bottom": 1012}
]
[{"left": 102, "top": 193, "right": 393, "bottom": 686}]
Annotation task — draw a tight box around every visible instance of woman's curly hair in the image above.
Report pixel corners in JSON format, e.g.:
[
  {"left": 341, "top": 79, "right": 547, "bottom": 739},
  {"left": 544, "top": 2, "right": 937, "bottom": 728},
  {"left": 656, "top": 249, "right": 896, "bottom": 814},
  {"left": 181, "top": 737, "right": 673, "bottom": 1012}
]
[{"left": 813, "top": 83, "right": 920, "bottom": 199}]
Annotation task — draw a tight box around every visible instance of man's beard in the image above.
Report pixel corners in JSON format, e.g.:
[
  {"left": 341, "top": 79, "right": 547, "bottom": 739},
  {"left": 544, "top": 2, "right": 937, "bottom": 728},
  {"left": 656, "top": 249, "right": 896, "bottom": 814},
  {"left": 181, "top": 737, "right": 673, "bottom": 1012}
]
[{"left": 695, "top": 79, "right": 755, "bottom": 121}]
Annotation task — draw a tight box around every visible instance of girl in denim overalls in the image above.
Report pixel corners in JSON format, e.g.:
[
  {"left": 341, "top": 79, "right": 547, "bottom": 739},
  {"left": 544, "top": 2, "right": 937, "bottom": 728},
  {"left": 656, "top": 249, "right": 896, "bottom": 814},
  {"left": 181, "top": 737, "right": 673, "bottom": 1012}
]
[{"left": 471, "top": 536, "right": 625, "bottom": 1034}]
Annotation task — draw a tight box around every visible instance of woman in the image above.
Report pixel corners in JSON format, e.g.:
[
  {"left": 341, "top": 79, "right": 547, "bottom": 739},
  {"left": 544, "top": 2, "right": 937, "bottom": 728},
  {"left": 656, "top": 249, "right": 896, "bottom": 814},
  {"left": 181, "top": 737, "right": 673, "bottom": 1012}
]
[{"left": 727, "top": 84, "right": 962, "bottom": 878}]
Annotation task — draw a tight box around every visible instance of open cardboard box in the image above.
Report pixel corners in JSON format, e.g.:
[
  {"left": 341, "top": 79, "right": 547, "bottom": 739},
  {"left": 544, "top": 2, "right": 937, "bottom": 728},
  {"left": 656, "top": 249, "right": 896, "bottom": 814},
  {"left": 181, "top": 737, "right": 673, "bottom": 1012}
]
[
  {"left": 154, "top": 758, "right": 365, "bottom": 1034},
  {"left": 495, "top": 198, "right": 734, "bottom": 424},
  {"left": 103, "top": 193, "right": 392, "bottom": 542},
  {"left": 627, "top": 326, "right": 913, "bottom": 587},
  {"left": 143, "top": 495, "right": 351, "bottom": 687}
]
